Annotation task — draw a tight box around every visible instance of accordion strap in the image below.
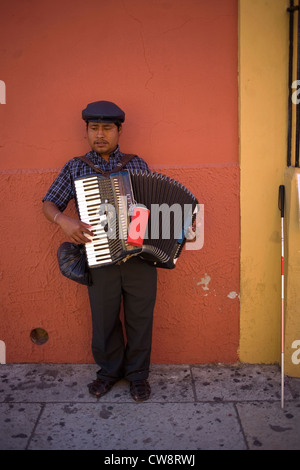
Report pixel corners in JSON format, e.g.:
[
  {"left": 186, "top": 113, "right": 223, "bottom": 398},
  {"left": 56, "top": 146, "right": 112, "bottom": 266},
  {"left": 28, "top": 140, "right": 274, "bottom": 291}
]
[{"left": 78, "top": 153, "right": 136, "bottom": 177}]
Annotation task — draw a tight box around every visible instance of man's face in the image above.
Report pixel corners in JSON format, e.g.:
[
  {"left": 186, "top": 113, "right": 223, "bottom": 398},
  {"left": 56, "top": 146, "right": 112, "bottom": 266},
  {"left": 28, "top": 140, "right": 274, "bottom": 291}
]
[{"left": 87, "top": 122, "right": 122, "bottom": 157}]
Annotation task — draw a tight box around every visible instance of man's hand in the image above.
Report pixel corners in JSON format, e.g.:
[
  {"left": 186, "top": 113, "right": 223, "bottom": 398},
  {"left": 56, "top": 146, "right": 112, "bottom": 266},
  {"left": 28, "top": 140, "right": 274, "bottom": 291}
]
[
  {"left": 56, "top": 213, "right": 94, "bottom": 244},
  {"left": 185, "top": 221, "right": 201, "bottom": 242},
  {"left": 42, "top": 201, "right": 93, "bottom": 244}
]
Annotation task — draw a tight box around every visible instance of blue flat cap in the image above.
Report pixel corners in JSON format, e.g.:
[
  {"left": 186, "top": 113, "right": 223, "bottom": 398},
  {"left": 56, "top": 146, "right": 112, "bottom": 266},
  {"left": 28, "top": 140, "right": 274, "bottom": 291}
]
[{"left": 82, "top": 100, "right": 125, "bottom": 124}]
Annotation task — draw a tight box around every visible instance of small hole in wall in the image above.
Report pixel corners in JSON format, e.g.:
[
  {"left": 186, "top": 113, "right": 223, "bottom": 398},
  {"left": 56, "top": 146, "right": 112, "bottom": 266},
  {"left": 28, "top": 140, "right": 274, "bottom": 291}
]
[{"left": 30, "top": 328, "right": 49, "bottom": 346}]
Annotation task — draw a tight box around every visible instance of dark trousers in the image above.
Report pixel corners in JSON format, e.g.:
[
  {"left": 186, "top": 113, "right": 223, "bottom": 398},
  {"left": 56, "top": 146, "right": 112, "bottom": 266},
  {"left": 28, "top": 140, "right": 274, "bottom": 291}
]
[{"left": 87, "top": 256, "right": 157, "bottom": 382}]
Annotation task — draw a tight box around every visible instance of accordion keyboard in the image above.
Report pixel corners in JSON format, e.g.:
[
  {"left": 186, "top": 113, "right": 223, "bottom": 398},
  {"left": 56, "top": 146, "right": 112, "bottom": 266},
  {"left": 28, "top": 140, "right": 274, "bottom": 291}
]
[{"left": 74, "top": 176, "right": 112, "bottom": 267}]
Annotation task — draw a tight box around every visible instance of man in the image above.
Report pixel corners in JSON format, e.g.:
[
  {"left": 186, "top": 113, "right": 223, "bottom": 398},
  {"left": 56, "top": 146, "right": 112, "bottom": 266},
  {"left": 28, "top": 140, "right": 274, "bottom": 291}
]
[{"left": 42, "top": 101, "right": 157, "bottom": 402}]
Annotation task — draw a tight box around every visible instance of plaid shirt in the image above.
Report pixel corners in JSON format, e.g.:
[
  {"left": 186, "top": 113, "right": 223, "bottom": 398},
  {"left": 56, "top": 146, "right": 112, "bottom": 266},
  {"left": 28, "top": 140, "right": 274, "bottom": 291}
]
[{"left": 42, "top": 146, "right": 149, "bottom": 211}]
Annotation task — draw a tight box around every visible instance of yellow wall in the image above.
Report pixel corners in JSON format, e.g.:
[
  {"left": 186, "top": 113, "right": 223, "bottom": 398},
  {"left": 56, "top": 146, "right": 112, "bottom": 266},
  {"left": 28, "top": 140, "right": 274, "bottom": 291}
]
[{"left": 239, "top": 0, "right": 289, "bottom": 363}]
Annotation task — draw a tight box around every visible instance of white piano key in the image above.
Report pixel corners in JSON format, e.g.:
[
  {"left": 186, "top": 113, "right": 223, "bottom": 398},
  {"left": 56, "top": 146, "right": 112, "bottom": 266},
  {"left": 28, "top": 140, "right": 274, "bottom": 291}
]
[{"left": 75, "top": 176, "right": 121, "bottom": 268}]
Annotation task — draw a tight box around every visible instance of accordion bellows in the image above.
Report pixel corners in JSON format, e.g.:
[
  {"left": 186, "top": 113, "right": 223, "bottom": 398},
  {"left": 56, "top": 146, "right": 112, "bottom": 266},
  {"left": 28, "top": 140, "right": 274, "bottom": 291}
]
[{"left": 74, "top": 170, "right": 198, "bottom": 269}]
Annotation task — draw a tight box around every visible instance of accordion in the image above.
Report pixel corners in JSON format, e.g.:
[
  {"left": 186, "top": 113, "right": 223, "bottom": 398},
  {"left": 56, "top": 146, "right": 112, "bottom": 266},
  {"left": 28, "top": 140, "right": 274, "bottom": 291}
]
[{"left": 74, "top": 170, "right": 198, "bottom": 269}]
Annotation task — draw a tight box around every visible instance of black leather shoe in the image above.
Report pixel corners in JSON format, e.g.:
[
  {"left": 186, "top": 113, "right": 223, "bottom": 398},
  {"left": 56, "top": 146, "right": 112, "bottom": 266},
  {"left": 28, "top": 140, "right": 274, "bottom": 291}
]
[{"left": 130, "top": 379, "right": 151, "bottom": 402}]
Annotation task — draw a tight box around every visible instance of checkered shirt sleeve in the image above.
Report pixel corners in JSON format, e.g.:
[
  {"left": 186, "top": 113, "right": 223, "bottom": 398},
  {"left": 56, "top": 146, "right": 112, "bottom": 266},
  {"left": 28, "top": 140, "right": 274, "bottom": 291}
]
[{"left": 42, "top": 149, "right": 150, "bottom": 212}]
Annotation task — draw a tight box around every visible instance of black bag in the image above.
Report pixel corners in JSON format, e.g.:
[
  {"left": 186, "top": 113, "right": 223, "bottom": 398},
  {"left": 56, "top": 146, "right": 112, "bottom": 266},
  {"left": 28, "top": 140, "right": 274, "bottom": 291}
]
[{"left": 57, "top": 242, "right": 92, "bottom": 286}]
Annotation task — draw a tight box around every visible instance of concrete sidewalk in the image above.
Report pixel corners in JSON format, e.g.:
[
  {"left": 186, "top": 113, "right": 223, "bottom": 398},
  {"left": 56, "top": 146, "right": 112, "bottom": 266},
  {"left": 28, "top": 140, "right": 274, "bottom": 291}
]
[{"left": 0, "top": 363, "right": 299, "bottom": 450}]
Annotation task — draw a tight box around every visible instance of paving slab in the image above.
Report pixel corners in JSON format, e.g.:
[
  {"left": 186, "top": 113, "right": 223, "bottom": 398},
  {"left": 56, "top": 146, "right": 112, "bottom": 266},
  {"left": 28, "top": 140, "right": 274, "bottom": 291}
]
[
  {"left": 0, "top": 363, "right": 98, "bottom": 403},
  {"left": 191, "top": 363, "right": 293, "bottom": 402},
  {"left": 0, "top": 363, "right": 195, "bottom": 404},
  {"left": 286, "top": 375, "right": 300, "bottom": 400},
  {"left": 0, "top": 403, "right": 42, "bottom": 450},
  {"left": 236, "top": 401, "right": 300, "bottom": 450},
  {"left": 28, "top": 402, "right": 245, "bottom": 450}
]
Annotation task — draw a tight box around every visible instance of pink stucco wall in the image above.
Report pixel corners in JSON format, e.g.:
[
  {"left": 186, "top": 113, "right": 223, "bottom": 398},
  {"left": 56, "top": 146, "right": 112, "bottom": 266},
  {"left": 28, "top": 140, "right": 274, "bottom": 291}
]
[{"left": 0, "top": 0, "right": 239, "bottom": 363}]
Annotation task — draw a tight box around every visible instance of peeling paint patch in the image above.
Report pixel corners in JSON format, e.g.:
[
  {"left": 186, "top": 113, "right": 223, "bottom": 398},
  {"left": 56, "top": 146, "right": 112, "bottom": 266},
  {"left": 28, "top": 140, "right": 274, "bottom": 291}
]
[
  {"left": 227, "top": 291, "right": 239, "bottom": 299},
  {"left": 197, "top": 274, "right": 211, "bottom": 291}
]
